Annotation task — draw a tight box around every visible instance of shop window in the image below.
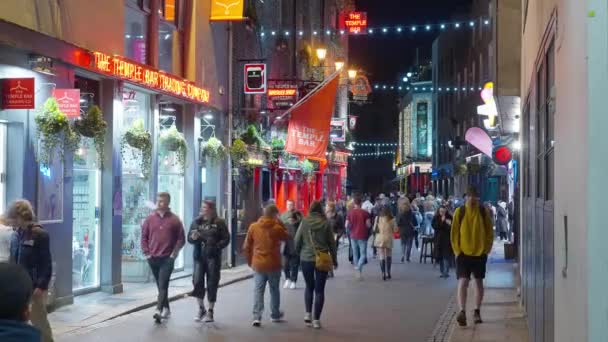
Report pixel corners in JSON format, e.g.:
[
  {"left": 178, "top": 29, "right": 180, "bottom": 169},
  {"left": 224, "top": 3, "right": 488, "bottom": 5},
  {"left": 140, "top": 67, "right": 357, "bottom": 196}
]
[
  {"left": 158, "top": 21, "right": 175, "bottom": 72},
  {"left": 158, "top": 102, "right": 186, "bottom": 269},
  {"left": 125, "top": 5, "right": 149, "bottom": 64},
  {"left": 159, "top": 0, "right": 183, "bottom": 73}
]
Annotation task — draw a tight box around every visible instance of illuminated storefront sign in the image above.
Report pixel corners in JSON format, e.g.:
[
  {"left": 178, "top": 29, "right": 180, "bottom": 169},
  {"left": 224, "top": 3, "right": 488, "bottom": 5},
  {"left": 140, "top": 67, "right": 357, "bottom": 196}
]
[
  {"left": 268, "top": 88, "right": 297, "bottom": 96},
  {"left": 92, "top": 52, "right": 210, "bottom": 104},
  {"left": 210, "top": 0, "right": 245, "bottom": 21},
  {"left": 477, "top": 82, "right": 498, "bottom": 128},
  {"left": 340, "top": 12, "right": 368, "bottom": 34},
  {"left": 267, "top": 80, "right": 298, "bottom": 110}
]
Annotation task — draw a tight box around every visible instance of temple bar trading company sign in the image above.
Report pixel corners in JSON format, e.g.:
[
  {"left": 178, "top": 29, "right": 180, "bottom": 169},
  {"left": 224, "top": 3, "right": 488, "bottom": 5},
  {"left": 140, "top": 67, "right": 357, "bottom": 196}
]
[{"left": 1, "top": 78, "right": 35, "bottom": 109}]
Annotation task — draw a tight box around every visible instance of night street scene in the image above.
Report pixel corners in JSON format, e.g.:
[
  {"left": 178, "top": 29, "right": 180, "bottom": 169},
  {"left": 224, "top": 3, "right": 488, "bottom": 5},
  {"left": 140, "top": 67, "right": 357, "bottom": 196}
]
[{"left": 0, "top": 0, "right": 601, "bottom": 341}]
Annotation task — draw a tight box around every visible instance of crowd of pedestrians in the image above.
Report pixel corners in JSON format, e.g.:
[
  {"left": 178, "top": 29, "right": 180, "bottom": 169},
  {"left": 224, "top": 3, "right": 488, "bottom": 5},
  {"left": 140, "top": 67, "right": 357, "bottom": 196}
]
[{"left": 0, "top": 184, "right": 512, "bottom": 340}]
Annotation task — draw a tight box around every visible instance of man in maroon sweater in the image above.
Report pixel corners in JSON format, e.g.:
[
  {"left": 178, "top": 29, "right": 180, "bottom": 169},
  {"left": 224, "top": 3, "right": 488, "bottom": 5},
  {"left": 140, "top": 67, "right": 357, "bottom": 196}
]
[{"left": 141, "top": 192, "right": 185, "bottom": 323}]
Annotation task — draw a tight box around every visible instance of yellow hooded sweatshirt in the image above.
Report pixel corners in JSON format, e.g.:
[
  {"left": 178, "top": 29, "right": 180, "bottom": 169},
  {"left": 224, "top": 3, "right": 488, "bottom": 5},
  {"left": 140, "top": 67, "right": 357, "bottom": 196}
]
[{"left": 450, "top": 203, "right": 494, "bottom": 257}]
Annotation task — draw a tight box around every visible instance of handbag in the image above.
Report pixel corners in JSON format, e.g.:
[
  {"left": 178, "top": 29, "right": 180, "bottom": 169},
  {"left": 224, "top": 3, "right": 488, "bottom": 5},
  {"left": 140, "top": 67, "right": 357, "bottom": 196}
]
[{"left": 308, "top": 226, "right": 333, "bottom": 272}]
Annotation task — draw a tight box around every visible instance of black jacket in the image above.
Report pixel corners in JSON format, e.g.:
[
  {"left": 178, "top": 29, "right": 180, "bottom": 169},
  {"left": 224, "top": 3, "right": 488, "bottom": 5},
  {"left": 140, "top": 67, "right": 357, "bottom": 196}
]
[
  {"left": 396, "top": 210, "right": 416, "bottom": 238},
  {"left": 188, "top": 216, "right": 230, "bottom": 260},
  {"left": 327, "top": 212, "right": 345, "bottom": 236},
  {"left": 0, "top": 320, "right": 40, "bottom": 342},
  {"left": 9, "top": 224, "right": 52, "bottom": 290},
  {"left": 432, "top": 215, "right": 454, "bottom": 259}
]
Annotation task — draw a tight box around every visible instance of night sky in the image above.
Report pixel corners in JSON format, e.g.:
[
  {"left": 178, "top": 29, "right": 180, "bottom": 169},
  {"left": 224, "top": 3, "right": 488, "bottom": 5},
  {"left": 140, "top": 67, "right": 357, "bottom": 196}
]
[{"left": 347, "top": 0, "right": 472, "bottom": 194}]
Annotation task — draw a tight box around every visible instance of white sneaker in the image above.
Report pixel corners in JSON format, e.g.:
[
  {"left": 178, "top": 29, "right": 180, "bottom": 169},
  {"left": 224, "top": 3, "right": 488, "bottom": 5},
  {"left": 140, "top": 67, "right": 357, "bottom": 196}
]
[
  {"left": 313, "top": 320, "right": 322, "bottom": 329},
  {"left": 304, "top": 313, "right": 312, "bottom": 327},
  {"left": 252, "top": 319, "right": 261, "bottom": 327},
  {"left": 289, "top": 281, "right": 296, "bottom": 289},
  {"left": 283, "top": 279, "right": 291, "bottom": 289},
  {"left": 161, "top": 308, "right": 171, "bottom": 319}
]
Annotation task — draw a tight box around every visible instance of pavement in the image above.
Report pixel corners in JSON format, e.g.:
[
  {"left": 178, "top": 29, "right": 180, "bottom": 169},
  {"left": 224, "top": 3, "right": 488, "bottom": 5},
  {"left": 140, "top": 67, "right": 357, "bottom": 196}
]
[
  {"left": 55, "top": 240, "right": 457, "bottom": 342},
  {"left": 446, "top": 241, "right": 529, "bottom": 342}
]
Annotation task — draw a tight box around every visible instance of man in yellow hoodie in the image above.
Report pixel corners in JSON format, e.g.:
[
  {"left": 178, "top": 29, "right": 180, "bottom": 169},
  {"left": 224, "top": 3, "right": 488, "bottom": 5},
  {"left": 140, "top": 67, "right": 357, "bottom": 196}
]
[{"left": 451, "top": 186, "right": 494, "bottom": 327}]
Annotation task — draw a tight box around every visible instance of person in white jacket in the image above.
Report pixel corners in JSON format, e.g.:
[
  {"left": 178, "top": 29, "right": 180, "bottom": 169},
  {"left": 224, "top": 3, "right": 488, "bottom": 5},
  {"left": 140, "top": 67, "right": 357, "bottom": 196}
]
[{"left": 0, "top": 223, "right": 12, "bottom": 262}]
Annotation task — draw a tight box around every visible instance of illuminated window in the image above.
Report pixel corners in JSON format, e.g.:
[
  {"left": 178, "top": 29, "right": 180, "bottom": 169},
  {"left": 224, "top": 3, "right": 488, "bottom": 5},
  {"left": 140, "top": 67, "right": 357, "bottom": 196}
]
[
  {"left": 162, "top": 0, "right": 176, "bottom": 22},
  {"left": 125, "top": 5, "right": 148, "bottom": 64}
]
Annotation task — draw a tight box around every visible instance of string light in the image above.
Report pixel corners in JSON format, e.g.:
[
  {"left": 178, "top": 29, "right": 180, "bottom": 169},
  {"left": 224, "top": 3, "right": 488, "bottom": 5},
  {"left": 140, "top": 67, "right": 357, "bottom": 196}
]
[
  {"left": 354, "top": 142, "right": 399, "bottom": 147},
  {"left": 257, "top": 18, "right": 490, "bottom": 37},
  {"left": 372, "top": 84, "right": 484, "bottom": 92}
]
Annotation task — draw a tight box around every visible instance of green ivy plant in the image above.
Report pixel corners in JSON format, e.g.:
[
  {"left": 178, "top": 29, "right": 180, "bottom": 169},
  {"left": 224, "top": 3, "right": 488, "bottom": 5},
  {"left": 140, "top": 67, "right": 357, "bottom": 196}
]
[
  {"left": 301, "top": 159, "right": 315, "bottom": 176},
  {"left": 73, "top": 105, "right": 107, "bottom": 168},
  {"left": 35, "top": 97, "right": 80, "bottom": 167},
  {"left": 121, "top": 119, "right": 152, "bottom": 179},
  {"left": 269, "top": 138, "right": 286, "bottom": 164},
  {"left": 159, "top": 124, "right": 188, "bottom": 174},
  {"left": 230, "top": 138, "right": 249, "bottom": 165},
  {"left": 240, "top": 124, "right": 268, "bottom": 148},
  {"left": 201, "top": 137, "right": 227, "bottom": 165}
]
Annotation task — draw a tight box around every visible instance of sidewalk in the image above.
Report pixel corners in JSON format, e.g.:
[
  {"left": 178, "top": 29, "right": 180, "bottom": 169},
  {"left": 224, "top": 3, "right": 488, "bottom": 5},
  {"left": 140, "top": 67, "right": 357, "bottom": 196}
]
[
  {"left": 447, "top": 241, "right": 529, "bottom": 342},
  {"left": 49, "top": 265, "right": 253, "bottom": 338}
]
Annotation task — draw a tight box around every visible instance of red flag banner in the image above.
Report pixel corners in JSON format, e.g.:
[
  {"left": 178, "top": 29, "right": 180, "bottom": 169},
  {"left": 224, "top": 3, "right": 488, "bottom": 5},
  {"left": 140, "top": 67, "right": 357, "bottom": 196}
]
[{"left": 285, "top": 73, "right": 340, "bottom": 159}]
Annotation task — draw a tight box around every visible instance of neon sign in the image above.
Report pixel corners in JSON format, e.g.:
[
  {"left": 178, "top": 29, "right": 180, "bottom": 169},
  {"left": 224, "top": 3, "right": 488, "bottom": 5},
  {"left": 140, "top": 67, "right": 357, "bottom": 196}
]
[
  {"left": 477, "top": 82, "right": 498, "bottom": 127},
  {"left": 341, "top": 12, "right": 368, "bottom": 34},
  {"left": 92, "top": 52, "right": 210, "bottom": 104},
  {"left": 267, "top": 88, "right": 297, "bottom": 97}
]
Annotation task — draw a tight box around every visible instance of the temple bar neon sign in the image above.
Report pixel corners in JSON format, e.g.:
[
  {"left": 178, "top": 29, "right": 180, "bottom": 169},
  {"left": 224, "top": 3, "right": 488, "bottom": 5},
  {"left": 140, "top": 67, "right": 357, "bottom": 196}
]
[
  {"left": 344, "top": 12, "right": 367, "bottom": 34},
  {"left": 92, "top": 52, "right": 210, "bottom": 104}
]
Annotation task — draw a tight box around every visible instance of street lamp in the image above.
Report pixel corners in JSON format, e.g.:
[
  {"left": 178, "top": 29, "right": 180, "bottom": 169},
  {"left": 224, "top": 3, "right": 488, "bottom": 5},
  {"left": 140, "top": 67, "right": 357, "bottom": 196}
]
[
  {"left": 316, "top": 47, "right": 327, "bottom": 61},
  {"left": 348, "top": 69, "right": 357, "bottom": 79},
  {"left": 335, "top": 59, "right": 345, "bottom": 71}
]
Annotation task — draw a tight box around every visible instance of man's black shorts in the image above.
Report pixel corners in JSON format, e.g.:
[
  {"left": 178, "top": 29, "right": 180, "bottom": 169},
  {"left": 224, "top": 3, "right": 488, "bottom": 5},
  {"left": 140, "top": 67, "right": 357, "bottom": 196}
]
[{"left": 456, "top": 254, "right": 488, "bottom": 279}]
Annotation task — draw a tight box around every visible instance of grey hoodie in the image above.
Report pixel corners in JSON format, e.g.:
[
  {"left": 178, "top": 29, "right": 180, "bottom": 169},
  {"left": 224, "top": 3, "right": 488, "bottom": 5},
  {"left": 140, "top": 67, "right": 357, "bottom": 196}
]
[{"left": 294, "top": 212, "right": 337, "bottom": 263}]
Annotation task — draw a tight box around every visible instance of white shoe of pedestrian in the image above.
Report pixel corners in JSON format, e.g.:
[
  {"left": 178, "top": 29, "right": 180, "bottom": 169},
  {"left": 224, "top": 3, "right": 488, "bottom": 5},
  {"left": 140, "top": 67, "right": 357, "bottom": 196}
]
[
  {"left": 161, "top": 308, "right": 171, "bottom": 319},
  {"left": 304, "top": 313, "right": 312, "bottom": 327},
  {"left": 252, "top": 319, "right": 261, "bottom": 327},
  {"left": 283, "top": 279, "right": 291, "bottom": 289},
  {"left": 313, "top": 320, "right": 322, "bottom": 329},
  {"left": 289, "top": 281, "right": 296, "bottom": 289}
]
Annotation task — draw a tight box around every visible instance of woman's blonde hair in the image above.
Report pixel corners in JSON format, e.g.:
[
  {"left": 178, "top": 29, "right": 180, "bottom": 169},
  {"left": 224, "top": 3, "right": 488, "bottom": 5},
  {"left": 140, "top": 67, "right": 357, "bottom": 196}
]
[
  {"left": 326, "top": 201, "right": 336, "bottom": 213},
  {"left": 1, "top": 199, "right": 36, "bottom": 225}
]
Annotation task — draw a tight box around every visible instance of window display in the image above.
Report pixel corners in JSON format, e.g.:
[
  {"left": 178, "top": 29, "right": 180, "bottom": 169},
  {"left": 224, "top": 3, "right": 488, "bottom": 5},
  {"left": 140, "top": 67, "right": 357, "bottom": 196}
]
[
  {"left": 158, "top": 104, "right": 186, "bottom": 269},
  {"left": 72, "top": 137, "right": 100, "bottom": 290},
  {"left": 121, "top": 89, "right": 152, "bottom": 280}
]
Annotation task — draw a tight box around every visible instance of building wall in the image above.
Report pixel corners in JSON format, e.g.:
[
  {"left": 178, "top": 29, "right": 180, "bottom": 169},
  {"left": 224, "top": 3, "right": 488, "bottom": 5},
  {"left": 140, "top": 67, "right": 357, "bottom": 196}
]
[{"left": 521, "top": 0, "right": 588, "bottom": 341}]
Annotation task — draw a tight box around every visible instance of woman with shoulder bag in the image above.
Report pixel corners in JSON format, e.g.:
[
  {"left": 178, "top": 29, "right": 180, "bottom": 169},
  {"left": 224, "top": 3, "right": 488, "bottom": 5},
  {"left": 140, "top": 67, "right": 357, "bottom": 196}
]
[
  {"left": 373, "top": 207, "right": 399, "bottom": 280},
  {"left": 432, "top": 206, "right": 454, "bottom": 278},
  {"left": 188, "top": 201, "right": 230, "bottom": 323},
  {"left": 294, "top": 201, "right": 337, "bottom": 329}
]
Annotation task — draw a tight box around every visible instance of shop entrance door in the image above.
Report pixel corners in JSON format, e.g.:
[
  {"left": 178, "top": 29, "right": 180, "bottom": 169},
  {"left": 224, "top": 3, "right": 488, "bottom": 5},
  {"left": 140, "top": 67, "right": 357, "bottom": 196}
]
[{"left": 0, "top": 123, "right": 6, "bottom": 213}]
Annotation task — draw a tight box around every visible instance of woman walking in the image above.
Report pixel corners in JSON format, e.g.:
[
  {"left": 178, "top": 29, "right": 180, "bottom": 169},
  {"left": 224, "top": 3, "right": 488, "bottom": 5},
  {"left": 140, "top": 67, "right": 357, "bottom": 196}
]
[
  {"left": 496, "top": 201, "right": 509, "bottom": 241},
  {"left": 432, "top": 206, "right": 454, "bottom": 278},
  {"left": 188, "top": 200, "right": 230, "bottom": 322},
  {"left": 283, "top": 210, "right": 303, "bottom": 289},
  {"left": 294, "top": 201, "right": 337, "bottom": 329},
  {"left": 396, "top": 201, "right": 417, "bottom": 263},
  {"left": 373, "top": 207, "right": 398, "bottom": 280}
]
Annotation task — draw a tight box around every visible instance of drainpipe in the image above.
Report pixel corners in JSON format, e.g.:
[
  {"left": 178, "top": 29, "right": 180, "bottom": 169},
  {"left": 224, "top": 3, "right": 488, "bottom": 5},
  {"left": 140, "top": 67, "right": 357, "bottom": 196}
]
[{"left": 226, "top": 22, "right": 235, "bottom": 267}]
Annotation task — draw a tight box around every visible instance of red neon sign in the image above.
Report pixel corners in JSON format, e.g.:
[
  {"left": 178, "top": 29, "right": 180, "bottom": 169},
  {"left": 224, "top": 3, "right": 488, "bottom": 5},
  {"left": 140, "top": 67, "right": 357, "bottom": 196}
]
[
  {"left": 267, "top": 88, "right": 297, "bottom": 97},
  {"left": 341, "top": 12, "right": 368, "bottom": 34},
  {"left": 92, "top": 52, "right": 210, "bottom": 104}
]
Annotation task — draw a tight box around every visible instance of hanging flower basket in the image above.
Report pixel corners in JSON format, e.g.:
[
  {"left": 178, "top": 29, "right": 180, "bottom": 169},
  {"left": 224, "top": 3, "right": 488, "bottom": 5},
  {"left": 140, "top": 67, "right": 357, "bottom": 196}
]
[
  {"left": 35, "top": 97, "right": 80, "bottom": 167},
  {"left": 301, "top": 159, "right": 315, "bottom": 176},
  {"left": 121, "top": 119, "right": 152, "bottom": 178},
  {"left": 230, "top": 138, "right": 249, "bottom": 165},
  {"left": 159, "top": 124, "right": 188, "bottom": 173},
  {"left": 73, "top": 105, "right": 107, "bottom": 168},
  {"left": 201, "top": 137, "right": 227, "bottom": 165}
]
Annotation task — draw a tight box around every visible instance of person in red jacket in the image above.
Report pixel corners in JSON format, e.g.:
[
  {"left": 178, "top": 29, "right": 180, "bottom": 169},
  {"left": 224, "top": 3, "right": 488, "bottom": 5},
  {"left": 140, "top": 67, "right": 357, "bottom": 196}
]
[
  {"left": 141, "top": 192, "right": 185, "bottom": 324},
  {"left": 345, "top": 195, "right": 371, "bottom": 280}
]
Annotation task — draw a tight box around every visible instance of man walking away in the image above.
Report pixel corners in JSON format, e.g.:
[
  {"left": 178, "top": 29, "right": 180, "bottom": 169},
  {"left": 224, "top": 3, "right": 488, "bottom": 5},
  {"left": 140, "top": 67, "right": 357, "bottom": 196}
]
[
  {"left": 2, "top": 199, "right": 53, "bottom": 342},
  {"left": 451, "top": 186, "right": 494, "bottom": 326},
  {"left": 141, "top": 192, "right": 185, "bottom": 324},
  {"left": 188, "top": 200, "right": 230, "bottom": 323},
  {"left": 243, "top": 204, "right": 289, "bottom": 327},
  {"left": 345, "top": 195, "right": 371, "bottom": 279},
  {"left": 280, "top": 199, "right": 296, "bottom": 224},
  {"left": 0, "top": 263, "right": 40, "bottom": 342}
]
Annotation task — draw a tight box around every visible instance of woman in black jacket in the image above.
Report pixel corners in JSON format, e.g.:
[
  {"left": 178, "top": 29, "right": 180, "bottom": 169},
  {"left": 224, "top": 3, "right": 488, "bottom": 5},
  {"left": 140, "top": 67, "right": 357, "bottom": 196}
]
[
  {"left": 188, "top": 200, "right": 230, "bottom": 323},
  {"left": 396, "top": 200, "right": 417, "bottom": 263},
  {"left": 432, "top": 206, "right": 453, "bottom": 278}
]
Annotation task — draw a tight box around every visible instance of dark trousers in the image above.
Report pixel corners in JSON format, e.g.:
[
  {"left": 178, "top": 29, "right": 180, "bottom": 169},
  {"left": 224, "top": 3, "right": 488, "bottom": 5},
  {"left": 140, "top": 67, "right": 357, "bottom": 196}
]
[
  {"left": 283, "top": 254, "right": 300, "bottom": 282},
  {"left": 192, "top": 256, "right": 221, "bottom": 303},
  {"left": 400, "top": 236, "right": 414, "bottom": 260},
  {"left": 301, "top": 261, "right": 329, "bottom": 320},
  {"left": 148, "top": 256, "right": 175, "bottom": 311}
]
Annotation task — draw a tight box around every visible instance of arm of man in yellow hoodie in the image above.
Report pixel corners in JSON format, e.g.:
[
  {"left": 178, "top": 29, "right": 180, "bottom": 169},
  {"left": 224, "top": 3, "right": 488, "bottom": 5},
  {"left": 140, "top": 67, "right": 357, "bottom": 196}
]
[
  {"left": 483, "top": 208, "right": 494, "bottom": 255},
  {"left": 451, "top": 207, "right": 462, "bottom": 256}
]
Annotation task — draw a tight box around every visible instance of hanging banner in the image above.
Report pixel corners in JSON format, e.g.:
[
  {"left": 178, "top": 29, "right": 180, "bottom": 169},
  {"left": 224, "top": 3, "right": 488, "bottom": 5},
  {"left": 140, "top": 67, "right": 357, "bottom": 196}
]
[
  {"left": 1, "top": 78, "right": 35, "bottom": 109},
  {"left": 244, "top": 63, "right": 267, "bottom": 94},
  {"left": 348, "top": 115, "right": 358, "bottom": 130},
  {"left": 350, "top": 75, "right": 372, "bottom": 102},
  {"left": 210, "top": 0, "right": 245, "bottom": 21},
  {"left": 267, "top": 80, "right": 298, "bottom": 110},
  {"left": 285, "top": 73, "right": 340, "bottom": 159},
  {"left": 330, "top": 119, "right": 346, "bottom": 142},
  {"left": 53, "top": 89, "right": 81, "bottom": 118},
  {"left": 465, "top": 127, "right": 493, "bottom": 158}
]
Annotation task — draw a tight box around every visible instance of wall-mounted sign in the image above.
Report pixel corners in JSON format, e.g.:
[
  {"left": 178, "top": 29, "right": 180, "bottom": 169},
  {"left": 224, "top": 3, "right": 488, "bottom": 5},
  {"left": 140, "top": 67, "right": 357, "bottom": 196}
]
[
  {"left": 299, "top": 81, "right": 320, "bottom": 98},
  {"left": 330, "top": 151, "right": 349, "bottom": 165},
  {"left": 1, "top": 78, "right": 35, "bottom": 109},
  {"left": 348, "top": 115, "right": 358, "bottom": 130},
  {"left": 416, "top": 101, "right": 429, "bottom": 157},
  {"left": 340, "top": 12, "right": 368, "bottom": 34},
  {"left": 210, "top": 0, "right": 245, "bottom": 21},
  {"left": 267, "top": 80, "right": 298, "bottom": 110},
  {"left": 244, "top": 63, "right": 267, "bottom": 94},
  {"left": 91, "top": 52, "right": 210, "bottom": 103},
  {"left": 477, "top": 82, "right": 498, "bottom": 127},
  {"left": 350, "top": 75, "right": 372, "bottom": 102},
  {"left": 53, "top": 89, "right": 80, "bottom": 118},
  {"left": 330, "top": 119, "right": 346, "bottom": 142},
  {"left": 493, "top": 146, "right": 512, "bottom": 165}
]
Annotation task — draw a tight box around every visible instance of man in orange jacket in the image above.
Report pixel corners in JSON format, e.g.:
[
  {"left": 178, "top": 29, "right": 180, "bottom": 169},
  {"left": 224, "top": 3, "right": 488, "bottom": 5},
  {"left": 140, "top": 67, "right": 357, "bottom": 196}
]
[{"left": 243, "top": 204, "right": 289, "bottom": 327}]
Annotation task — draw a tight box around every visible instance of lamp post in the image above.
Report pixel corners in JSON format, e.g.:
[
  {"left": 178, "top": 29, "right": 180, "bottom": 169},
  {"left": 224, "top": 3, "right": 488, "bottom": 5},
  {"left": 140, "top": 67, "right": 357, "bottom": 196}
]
[
  {"left": 316, "top": 47, "right": 327, "bottom": 61},
  {"left": 348, "top": 69, "right": 357, "bottom": 80}
]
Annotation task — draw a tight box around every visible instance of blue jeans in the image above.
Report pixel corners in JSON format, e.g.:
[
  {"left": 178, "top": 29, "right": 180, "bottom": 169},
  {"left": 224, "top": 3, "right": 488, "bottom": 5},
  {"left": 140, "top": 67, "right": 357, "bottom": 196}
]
[
  {"left": 440, "top": 256, "right": 451, "bottom": 276},
  {"left": 351, "top": 239, "right": 368, "bottom": 271},
  {"left": 253, "top": 271, "right": 281, "bottom": 320}
]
